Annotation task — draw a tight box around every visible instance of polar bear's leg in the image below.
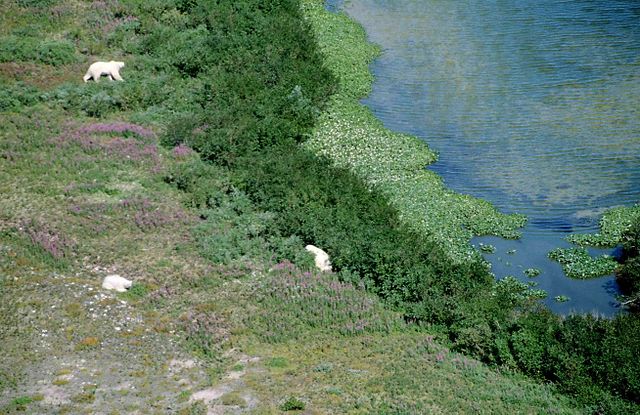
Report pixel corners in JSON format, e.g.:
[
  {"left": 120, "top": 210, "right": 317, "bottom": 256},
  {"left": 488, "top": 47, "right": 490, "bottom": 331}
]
[
  {"left": 83, "top": 71, "right": 92, "bottom": 82},
  {"left": 111, "top": 70, "right": 123, "bottom": 81}
]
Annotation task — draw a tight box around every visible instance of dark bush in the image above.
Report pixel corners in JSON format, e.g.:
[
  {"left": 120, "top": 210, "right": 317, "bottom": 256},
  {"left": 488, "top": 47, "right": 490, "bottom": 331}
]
[
  {"left": 0, "top": 36, "right": 39, "bottom": 63},
  {"left": 618, "top": 218, "right": 640, "bottom": 298},
  {"left": 0, "top": 37, "right": 76, "bottom": 66},
  {"left": 36, "top": 40, "right": 76, "bottom": 66},
  {"left": 165, "top": 159, "right": 231, "bottom": 209},
  {"left": 0, "top": 82, "right": 41, "bottom": 111},
  {"left": 16, "top": 0, "right": 58, "bottom": 7}
]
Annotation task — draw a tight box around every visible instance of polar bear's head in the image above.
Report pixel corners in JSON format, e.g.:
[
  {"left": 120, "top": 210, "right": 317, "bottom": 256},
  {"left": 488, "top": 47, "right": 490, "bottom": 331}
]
[{"left": 110, "top": 61, "right": 125, "bottom": 69}]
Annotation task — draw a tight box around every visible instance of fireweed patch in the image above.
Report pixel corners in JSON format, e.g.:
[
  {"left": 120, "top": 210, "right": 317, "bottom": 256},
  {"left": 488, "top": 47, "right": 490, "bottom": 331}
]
[
  {"left": 51, "top": 122, "right": 160, "bottom": 167},
  {"left": 171, "top": 144, "right": 195, "bottom": 159},
  {"left": 251, "top": 261, "right": 403, "bottom": 342},
  {"left": 20, "top": 219, "right": 75, "bottom": 259},
  {"left": 67, "top": 197, "right": 192, "bottom": 233}
]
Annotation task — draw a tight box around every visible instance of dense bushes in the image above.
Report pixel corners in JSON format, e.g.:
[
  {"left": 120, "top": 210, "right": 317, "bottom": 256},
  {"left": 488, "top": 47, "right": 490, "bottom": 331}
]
[
  {"left": 0, "top": 36, "right": 76, "bottom": 66},
  {"left": 501, "top": 312, "right": 638, "bottom": 411},
  {"left": 618, "top": 218, "right": 640, "bottom": 302},
  {"left": 0, "top": 82, "right": 41, "bottom": 111}
]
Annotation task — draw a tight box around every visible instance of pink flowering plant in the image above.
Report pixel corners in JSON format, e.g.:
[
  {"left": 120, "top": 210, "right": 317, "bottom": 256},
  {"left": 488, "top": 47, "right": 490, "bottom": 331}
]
[
  {"left": 252, "top": 261, "right": 402, "bottom": 342},
  {"left": 51, "top": 122, "right": 161, "bottom": 169}
]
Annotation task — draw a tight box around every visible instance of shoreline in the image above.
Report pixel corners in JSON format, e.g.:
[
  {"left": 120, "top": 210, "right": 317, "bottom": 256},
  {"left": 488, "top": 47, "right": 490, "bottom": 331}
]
[
  {"left": 303, "top": 0, "right": 640, "bottom": 289},
  {"left": 301, "top": 0, "right": 526, "bottom": 264}
]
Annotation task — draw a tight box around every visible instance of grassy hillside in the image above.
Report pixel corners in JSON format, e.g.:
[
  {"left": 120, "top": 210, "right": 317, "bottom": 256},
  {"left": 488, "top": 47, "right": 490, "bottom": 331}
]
[
  {"left": 0, "top": 0, "right": 638, "bottom": 413},
  {"left": 0, "top": 109, "right": 578, "bottom": 413}
]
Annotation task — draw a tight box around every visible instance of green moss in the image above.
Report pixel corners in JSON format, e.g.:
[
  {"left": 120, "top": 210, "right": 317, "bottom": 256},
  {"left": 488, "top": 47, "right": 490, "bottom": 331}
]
[
  {"left": 117, "top": 282, "right": 149, "bottom": 301},
  {"left": 266, "top": 357, "right": 289, "bottom": 369}
]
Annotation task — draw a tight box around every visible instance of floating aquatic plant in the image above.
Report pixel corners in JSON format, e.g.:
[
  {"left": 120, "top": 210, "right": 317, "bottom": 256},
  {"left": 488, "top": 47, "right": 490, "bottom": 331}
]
[
  {"left": 548, "top": 247, "right": 617, "bottom": 279},
  {"left": 479, "top": 243, "right": 496, "bottom": 253},
  {"left": 524, "top": 268, "right": 541, "bottom": 278},
  {"left": 567, "top": 205, "right": 640, "bottom": 248}
]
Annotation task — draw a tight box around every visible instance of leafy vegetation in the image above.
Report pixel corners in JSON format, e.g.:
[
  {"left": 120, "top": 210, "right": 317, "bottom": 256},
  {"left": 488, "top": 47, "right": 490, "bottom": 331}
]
[
  {"left": 524, "top": 268, "right": 541, "bottom": 278},
  {"left": 555, "top": 205, "right": 640, "bottom": 282},
  {"left": 568, "top": 205, "right": 640, "bottom": 248},
  {"left": 280, "top": 396, "right": 306, "bottom": 411},
  {"left": 548, "top": 247, "right": 618, "bottom": 279},
  {"left": 617, "top": 217, "right": 640, "bottom": 310}
]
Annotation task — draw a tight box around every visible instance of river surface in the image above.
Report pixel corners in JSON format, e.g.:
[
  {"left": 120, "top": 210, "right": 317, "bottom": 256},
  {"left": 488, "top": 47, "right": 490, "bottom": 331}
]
[{"left": 328, "top": 0, "right": 640, "bottom": 315}]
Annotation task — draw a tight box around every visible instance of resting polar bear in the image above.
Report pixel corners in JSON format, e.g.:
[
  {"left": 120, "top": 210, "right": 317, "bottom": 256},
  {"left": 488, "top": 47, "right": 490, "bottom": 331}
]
[
  {"left": 83, "top": 61, "right": 125, "bottom": 82},
  {"left": 102, "top": 274, "right": 132, "bottom": 292},
  {"left": 305, "top": 245, "right": 332, "bottom": 272}
]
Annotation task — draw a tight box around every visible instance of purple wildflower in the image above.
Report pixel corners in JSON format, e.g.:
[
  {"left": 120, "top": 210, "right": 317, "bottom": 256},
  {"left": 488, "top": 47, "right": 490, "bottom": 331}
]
[
  {"left": 77, "top": 122, "right": 155, "bottom": 139},
  {"left": 172, "top": 144, "right": 194, "bottom": 158},
  {"left": 22, "top": 221, "right": 74, "bottom": 258}
]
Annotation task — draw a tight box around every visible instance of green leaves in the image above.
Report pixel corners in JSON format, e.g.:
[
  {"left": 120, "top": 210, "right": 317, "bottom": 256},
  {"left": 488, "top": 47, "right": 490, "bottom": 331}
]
[
  {"left": 567, "top": 205, "right": 640, "bottom": 248},
  {"left": 0, "top": 37, "right": 77, "bottom": 66},
  {"left": 547, "top": 248, "right": 617, "bottom": 279}
]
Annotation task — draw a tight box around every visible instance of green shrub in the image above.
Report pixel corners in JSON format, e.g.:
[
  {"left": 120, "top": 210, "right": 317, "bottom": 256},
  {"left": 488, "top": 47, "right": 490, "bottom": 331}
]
[
  {"left": 192, "top": 190, "right": 311, "bottom": 267},
  {"left": 0, "top": 36, "right": 39, "bottom": 63},
  {"left": 159, "top": 24, "right": 212, "bottom": 77},
  {"left": 161, "top": 114, "right": 204, "bottom": 149},
  {"left": 83, "top": 90, "right": 122, "bottom": 118},
  {"left": 280, "top": 396, "right": 305, "bottom": 411},
  {"left": 618, "top": 218, "right": 640, "bottom": 299},
  {"left": 0, "top": 37, "right": 76, "bottom": 66},
  {"left": 0, "top": 82, "right": 41, "bottom": 112},
  {"left": 165, "top": 159, "right": 231, "bottom": 209},
  {"left": 36, "top": 40, "right": 76, "bottom": 65},
  {"left": 118, "top": 282, "right": 148, "bottom": 301}
]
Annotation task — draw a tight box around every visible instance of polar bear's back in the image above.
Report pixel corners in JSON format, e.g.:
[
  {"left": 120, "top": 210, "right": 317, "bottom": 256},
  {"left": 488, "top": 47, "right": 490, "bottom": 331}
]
[
  {"left": 83, "top": 60, "right": 125, "bottom": 82},
  {"left": 88, "top": 60, "right": 124, "bottom": 70}
]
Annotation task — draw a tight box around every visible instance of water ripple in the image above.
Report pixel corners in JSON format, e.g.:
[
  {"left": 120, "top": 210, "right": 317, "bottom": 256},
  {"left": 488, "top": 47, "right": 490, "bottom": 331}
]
[{"left": 342, "top": 0, "right": 639, "bottom": 314}]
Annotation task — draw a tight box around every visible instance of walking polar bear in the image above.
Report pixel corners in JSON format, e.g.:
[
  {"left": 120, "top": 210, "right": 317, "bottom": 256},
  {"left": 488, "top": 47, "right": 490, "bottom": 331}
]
[{"left": 83, "top": 61, "right": 125, "bottom": 82}]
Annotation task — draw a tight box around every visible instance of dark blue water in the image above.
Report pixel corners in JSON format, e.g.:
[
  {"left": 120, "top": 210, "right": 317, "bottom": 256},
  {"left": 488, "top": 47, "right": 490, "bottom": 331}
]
[{"left": 334, "top": 0, "right": 640, "bottom": 315}]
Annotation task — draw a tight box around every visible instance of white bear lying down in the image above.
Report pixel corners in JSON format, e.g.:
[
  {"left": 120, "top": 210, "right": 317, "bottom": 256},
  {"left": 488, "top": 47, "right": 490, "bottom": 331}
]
[
  {"left": 83, "top": 61, "right": 125, "bottom": 82},
  {"left": 102, "top": 274, "right": 132, "bottom": 292},
  {"left": 305, "top": 245, "right": 332, "bottom": 272}
]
